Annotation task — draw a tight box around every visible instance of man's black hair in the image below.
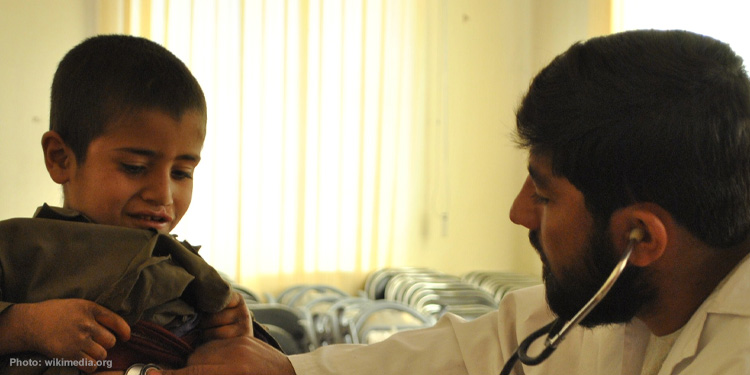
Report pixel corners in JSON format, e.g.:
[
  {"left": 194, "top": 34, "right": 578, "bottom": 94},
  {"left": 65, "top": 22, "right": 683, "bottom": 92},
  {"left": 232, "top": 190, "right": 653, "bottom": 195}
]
[{"left": 516, "top": 29, "right": 750, "bottom": 248}]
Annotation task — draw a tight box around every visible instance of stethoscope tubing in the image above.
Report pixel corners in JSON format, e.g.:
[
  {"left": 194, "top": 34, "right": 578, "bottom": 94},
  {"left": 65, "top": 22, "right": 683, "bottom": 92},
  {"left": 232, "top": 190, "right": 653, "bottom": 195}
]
[{"left": 499, "top": 231, "right": 642, "bottom": 375}]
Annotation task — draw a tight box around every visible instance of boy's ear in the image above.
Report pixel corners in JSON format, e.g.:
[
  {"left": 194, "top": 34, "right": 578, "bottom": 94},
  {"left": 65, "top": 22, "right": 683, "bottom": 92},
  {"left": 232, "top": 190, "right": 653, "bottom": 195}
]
[
  {"left": 609, "top": 203, "right": 669, "bottom": 267},
  {"left": 41, "top": 131, "right": 74, "bottom": 184}
]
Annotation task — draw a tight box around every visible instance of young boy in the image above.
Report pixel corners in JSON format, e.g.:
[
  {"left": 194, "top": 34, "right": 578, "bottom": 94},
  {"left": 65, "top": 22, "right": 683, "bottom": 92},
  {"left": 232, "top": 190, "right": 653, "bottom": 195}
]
[{"left": 0, "top": 35, "right": 278, "bottom": 374}]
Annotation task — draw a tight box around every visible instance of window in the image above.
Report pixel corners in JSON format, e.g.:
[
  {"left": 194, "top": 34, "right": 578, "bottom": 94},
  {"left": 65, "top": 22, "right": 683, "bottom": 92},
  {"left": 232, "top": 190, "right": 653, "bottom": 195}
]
[{"left": 98, "top": 0, "right": 429, "bottom": 294}]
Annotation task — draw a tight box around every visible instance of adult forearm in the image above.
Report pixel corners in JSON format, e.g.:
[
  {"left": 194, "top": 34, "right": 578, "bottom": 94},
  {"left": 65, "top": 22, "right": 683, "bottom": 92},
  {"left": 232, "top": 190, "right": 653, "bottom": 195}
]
[{"left": 152, "top": 337, "right": 296, "bottom": 375}]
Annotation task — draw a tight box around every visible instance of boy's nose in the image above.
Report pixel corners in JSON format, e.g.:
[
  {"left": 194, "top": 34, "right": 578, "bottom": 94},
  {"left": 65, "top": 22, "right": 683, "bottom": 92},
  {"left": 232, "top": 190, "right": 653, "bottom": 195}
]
[
  {"left": 141, "top": 172, "right": 174, "bottom": 206},
  {"left": 509, "top": 176, "right": 539, "bottom": 230}
]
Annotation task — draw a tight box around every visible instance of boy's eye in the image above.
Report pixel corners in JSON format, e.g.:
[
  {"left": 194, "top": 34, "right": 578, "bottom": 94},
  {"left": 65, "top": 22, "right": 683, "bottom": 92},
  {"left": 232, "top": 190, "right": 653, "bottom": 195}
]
[
  {"left": 531, "top": 192, "right": 549, "bottom": 204},
  {"left": 172, "top": 169, "right": 194, "bottom": 180},
  {"left": 121, "top": 163, "right": 146, "bottom": 175}
]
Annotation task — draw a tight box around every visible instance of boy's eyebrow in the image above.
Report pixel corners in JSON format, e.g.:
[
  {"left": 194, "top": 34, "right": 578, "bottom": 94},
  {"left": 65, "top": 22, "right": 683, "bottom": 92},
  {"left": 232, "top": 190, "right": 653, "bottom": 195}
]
[{"left": 115, "top": 147, "right": 201, "bottom": 162}]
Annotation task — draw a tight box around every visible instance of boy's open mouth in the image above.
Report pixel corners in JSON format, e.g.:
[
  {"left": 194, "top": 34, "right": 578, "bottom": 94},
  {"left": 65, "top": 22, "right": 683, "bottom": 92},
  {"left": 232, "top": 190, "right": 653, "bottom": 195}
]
[
  {"left": 137, "top": 215, "right": 167, "bottom": 222},
  {"left": 130, "top": 214, "right": 171, "bottom": 224}
]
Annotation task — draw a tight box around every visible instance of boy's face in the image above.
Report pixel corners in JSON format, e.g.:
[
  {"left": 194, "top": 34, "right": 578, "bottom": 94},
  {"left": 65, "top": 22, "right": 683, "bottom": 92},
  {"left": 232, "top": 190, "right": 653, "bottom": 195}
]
[{"left": 62, "top": 109, "right": 205, "bottom": 234}]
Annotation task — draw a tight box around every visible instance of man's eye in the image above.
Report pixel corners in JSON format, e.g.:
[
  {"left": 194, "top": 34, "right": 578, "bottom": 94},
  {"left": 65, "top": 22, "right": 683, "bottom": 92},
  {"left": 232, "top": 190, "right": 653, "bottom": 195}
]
[{"left": 531, "top": 192, "right": 549, "bottom": 204}]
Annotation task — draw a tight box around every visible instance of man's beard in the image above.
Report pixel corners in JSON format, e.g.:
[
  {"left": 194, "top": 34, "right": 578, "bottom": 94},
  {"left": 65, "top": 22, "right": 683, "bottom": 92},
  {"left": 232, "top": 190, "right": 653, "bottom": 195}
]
[{"left": 530, "top": 223, "right": 656, "bottom": 328}]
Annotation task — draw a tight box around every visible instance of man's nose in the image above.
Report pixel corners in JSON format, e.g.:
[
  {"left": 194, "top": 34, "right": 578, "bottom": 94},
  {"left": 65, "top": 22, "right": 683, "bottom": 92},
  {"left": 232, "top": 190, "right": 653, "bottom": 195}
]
[{"left": 509, "top": 175, "right": 539, "bottom": 230}]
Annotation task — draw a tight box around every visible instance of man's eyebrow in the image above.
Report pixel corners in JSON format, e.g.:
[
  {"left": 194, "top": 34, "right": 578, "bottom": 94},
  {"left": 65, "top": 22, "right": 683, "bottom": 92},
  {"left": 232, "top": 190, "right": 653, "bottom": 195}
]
[
  {"left": 115, "top": 147, "right": 201, "bottom": 162},
  {"left": 527, "top": 164, "right": 550, "bottom": 190}
]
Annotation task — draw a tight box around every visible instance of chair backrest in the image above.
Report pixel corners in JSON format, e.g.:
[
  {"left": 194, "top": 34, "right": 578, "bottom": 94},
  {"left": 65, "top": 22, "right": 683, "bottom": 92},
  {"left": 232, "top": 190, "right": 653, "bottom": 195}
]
[
  {"left": 364, "top": 267, "right": 435, "bottom": 299},
  {"left": 278, "top": 284, "right": 349, "bottom": 308},
  {"left": 352, "top": 300, "right": 433, "bottom": 344},
  {"left": 247, "top": 303, "right": 314, "bottom": 354},
  {"left": 461, "top": 271, "right": 541, "bottom": 302}
]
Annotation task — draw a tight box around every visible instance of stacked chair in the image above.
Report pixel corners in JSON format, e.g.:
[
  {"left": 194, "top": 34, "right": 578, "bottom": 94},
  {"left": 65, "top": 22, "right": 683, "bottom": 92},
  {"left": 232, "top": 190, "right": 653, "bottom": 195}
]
[
  {"left": 462, "top": 271, "right": 541, "bottom": 304},
  {"left": 321, "top": 297, "right": 433, "bottom": 345},
  {"left": 274, "top": 284, "right": 432, "bottom": 347},
  {"left": 220, "top": 275, "right": 316, "bottom": 355},
  {"left": 367, "top": 267, "right": 498, "bottom": 321},
  {"left": 246, "top": 302, "right": 314, "bottom": 354},
  {"left": 221, "top": 267, "right": 541, "bottom": 354}
]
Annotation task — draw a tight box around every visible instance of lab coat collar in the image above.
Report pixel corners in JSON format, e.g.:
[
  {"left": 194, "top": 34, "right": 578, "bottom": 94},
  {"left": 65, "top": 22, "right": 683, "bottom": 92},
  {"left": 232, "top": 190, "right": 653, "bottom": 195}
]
[{"left": 657, "top": 252, "right": 750, "bottom": 374}]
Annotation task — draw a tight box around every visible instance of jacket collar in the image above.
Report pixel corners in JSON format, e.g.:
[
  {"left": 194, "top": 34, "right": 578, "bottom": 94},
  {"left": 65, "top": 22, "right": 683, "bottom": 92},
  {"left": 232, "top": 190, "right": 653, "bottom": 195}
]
[{"left": 34, "top": 203, "right": 93, "bottom": 223}]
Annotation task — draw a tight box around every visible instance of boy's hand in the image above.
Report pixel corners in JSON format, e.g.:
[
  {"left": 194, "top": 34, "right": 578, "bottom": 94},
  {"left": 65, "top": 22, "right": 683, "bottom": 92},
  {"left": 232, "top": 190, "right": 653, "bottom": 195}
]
[
  {"left": 23, "top": 299, "right": 130, "bottom": 373},
  {"left": 199, "top": 291, "right": 252, "bottom": 341}
]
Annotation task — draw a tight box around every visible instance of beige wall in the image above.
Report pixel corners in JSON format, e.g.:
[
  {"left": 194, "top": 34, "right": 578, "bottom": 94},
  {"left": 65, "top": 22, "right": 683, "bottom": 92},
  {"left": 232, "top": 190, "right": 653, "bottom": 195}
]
[
  {"left": 0, "top": 0, "right": 96, "bottom": 218},
  {"left": 409, "top": 0, "right": 611, "bottom": 277},
  {"left": 0, "top": 0, "right": 609, "bottom": 278}
]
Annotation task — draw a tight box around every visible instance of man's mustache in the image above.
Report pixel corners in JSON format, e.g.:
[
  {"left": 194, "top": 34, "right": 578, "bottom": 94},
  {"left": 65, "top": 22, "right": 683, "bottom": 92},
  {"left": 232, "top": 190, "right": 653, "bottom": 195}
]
[{"left": 529, "top": 231, "right": 543, "bottom": 257}]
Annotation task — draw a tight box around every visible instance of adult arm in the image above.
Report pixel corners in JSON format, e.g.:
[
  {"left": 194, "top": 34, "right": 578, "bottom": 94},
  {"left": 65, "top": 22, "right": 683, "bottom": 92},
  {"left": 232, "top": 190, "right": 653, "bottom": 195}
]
[
  {"left": 152, "top": 302, "right": 515, "bottom": 375},
  {"left": 101, "top": 285, "right": 634, "bottom": 375},
  {"left": 156, "top": 286, "right": 555, "bottom": 375},
  {"left": 151, "top": 337, "right": 295, "bottom": 375},
  {"left": 289, "top": 312, "right": 498, "bottom": 375},
  {"left": 288, "top": 285, "right": 553, "bottom": 375},
  {"left": 152, "top": 311, "right": 504, "bottom": 375}
]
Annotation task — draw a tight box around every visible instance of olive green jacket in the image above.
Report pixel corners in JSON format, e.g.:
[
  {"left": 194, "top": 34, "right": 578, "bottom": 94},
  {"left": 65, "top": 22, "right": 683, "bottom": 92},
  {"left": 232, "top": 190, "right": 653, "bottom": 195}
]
[{"left": 0, "top": 205, "right": 232, "bottom": 374}]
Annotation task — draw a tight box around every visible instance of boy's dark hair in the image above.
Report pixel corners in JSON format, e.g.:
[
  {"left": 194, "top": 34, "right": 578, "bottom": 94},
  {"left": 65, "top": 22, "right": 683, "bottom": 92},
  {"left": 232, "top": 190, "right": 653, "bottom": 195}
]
[
  {"left": 50, "top": 34, "right": 207, "bottom": 163},
  {"left": 515, "top": 29, "right": 750, "bottom": 248}
]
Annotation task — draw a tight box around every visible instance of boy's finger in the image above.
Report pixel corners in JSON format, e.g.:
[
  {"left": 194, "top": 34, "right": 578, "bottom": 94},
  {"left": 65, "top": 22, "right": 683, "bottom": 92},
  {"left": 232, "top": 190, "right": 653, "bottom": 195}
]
[
  {"left": 201, "top": 302, "right": 250, "bottom": 329},
  {"left": 227, "top": 292, "right": 245, "bottom": 307},
  {"left": 74, "top": 362, "right": 97, "bottom": 373},
  {"left": 92, "top": 305, "right": 131, "bottom": 341},
  {"left": 88, "top": 323, "right": 118, "bottom": 350},
  {"left": 74, "top": 351, "right": 101, "bottom": 373},
  {"left": 224, "top": 291, "right": 243, "bottom": 308},
  {"left": 81, "top": 338, "right": 109, "bottom": 361},
  {"left": 200, "top": 307, "right": 235, "bottom": 328}
]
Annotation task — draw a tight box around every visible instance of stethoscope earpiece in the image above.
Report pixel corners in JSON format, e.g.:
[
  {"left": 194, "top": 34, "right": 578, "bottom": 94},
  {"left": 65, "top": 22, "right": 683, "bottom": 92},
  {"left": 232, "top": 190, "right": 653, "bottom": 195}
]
[{"left": 629, "top": 227, "right": 645, "bottom": 243}]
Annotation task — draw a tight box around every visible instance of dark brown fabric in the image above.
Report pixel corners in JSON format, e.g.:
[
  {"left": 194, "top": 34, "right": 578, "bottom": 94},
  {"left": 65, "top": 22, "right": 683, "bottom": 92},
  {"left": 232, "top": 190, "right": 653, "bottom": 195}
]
[{"left": 107, "top": 320, "right": 198, "bottom": 370}]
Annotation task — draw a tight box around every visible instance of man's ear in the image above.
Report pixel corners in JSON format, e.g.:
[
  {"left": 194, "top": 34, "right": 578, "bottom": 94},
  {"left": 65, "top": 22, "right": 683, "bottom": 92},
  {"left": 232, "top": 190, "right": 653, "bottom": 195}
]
[
  {"left": 609, "top": 203, "right": 670, "bottom": 267},
  {"left": 41, "top": 131, "right": 74, "bottom": 184}
]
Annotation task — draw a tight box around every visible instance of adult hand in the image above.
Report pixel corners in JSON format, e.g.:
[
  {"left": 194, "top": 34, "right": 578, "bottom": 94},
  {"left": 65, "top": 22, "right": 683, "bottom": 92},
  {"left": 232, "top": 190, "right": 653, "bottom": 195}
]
[
  {"left": 200, "top": 291, "right": 253, "bottom": 341},
  {"left": 152, "top": 337, "right": 296, "bottom": 375},
  {"left": 17, "top": 299, "right": 130, "bottom": 373}
]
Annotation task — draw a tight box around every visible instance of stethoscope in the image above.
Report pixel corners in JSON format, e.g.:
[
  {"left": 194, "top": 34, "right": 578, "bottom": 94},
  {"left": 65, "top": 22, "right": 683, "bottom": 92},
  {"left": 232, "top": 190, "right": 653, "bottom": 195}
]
[{"left": 499, "top": 228, "right": 645, "bottom": 375}]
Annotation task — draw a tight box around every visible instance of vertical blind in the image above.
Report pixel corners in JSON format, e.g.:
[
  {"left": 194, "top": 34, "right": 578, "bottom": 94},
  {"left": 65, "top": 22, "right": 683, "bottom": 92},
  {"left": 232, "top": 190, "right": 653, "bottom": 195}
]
[{"left": 97, "top": 0, "right": 429, "bottom": 294}]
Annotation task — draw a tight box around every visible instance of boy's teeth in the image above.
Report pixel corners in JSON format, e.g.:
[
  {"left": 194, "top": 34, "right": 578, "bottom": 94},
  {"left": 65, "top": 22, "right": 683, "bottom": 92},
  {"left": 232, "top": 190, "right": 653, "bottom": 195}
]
[{"left": 139, "top": 215, "right": 163, "bottom": 222}]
